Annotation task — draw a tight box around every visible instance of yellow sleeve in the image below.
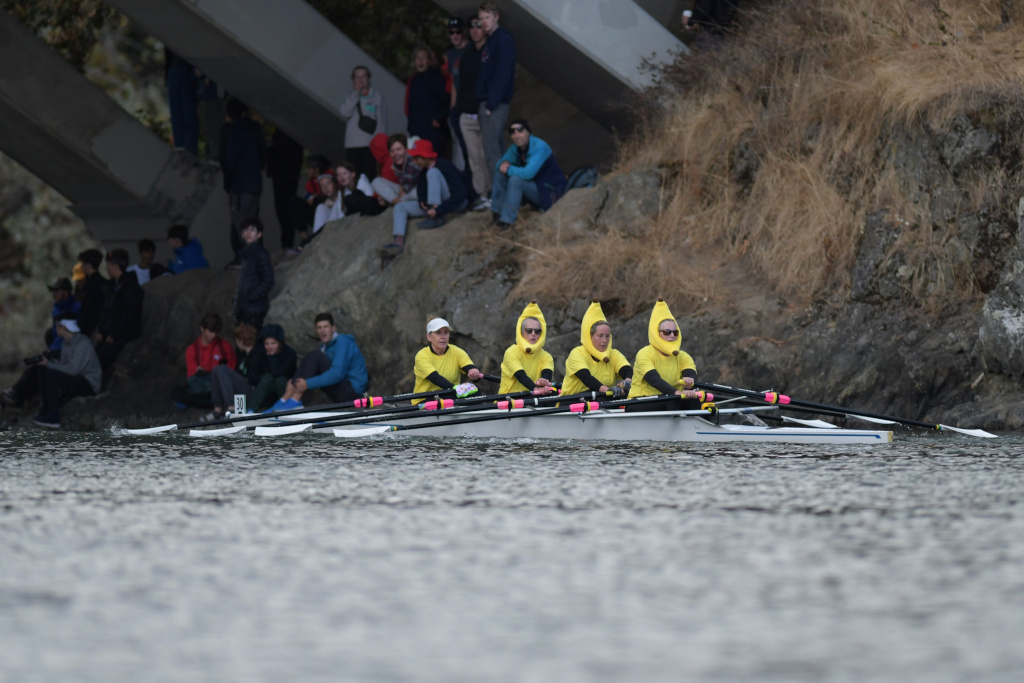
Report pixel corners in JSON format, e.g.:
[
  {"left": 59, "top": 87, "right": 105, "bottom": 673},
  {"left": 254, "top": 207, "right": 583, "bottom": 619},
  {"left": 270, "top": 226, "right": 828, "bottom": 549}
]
[
  {"left": 540, "top": 349, "right": 555, "bottom": 374},
  {"left": 677, "top": 351, "right": 697, "bottom": 377},
  {"left": 611, "top": 348, "right": 631, "bottom": 376},
  {"left": 499, "top": 345, "right": 526, "bottom": 394},
  {"left": 454, "top": 345, "right": 474, "bottom": 371},
  {"left": 564, "top": 346, "right": 589, "bottom": 378},
  {"left": 414, "top": 347, "right": 437, "bottom": 382}
]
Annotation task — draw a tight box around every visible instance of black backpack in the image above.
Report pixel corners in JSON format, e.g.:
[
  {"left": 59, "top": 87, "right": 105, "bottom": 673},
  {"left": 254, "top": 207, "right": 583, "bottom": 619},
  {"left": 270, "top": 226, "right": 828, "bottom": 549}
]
[{"left": 565, "top": 165, "right": 599, "bottom": 190}]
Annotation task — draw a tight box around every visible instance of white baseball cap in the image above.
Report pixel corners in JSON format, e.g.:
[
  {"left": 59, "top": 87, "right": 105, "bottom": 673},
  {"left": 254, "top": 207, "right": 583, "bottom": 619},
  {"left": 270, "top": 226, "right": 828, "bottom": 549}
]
[
  {"left": 58, "top": 319, "right": 81, "bottom": 333},
  {"left": 426, "top": 318, "right": 451, "bottom": 334}
]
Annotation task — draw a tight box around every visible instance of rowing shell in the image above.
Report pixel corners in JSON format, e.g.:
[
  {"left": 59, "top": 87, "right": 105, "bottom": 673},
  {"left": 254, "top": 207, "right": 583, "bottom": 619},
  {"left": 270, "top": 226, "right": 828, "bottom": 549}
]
[{"left": 329, "top": 408, "right": 894, "bottom": 445}]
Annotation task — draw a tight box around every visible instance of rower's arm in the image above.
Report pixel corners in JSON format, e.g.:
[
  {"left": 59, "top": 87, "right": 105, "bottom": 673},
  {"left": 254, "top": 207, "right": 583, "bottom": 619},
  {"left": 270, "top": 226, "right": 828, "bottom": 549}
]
[
  {"left": 425, "top": 371, "right": 455, "bottom": 389},
  {"left": 618, "top": 366, "right": 633, "bottom": 380},
  {"left": 513, "top": 369, "right": 536, "bottom": 390},
  {"left": 572, "top": 369, "right": 605, "bottom": 392},
  {"left": 643, "top": 370, "right": 677, "bottom": 396}
]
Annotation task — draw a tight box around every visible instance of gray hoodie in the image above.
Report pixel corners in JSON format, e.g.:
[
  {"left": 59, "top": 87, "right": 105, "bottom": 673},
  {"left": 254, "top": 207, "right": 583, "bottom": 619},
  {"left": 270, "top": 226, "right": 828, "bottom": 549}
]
[{"left": 47, "top": 333, "right": 102, "bottom": 394}]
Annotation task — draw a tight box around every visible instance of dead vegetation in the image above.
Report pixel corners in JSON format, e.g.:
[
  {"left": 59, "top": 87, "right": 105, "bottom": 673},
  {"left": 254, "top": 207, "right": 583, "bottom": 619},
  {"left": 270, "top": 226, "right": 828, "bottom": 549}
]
[{"left": 511, "top": 0, "right": 1024, "bottom": 315}]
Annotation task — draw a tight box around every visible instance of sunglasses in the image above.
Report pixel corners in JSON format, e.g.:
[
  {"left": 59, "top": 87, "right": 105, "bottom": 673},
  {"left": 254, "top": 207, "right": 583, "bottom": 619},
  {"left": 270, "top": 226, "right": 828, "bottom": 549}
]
[
  {"left": 659, "top": 329, "right": 679, "bottom": 337},
  {"left": 449, "top": 29, "right": 463, "bottom": 35},
  {"left": 470, "top": 22, "right": 482, "bottom": 28},
  {"left": 509, "top": 125, "right": 525, "bottom": 133},
  {"left": 523, "top": 327, "right": 542, "bottom": 335}
]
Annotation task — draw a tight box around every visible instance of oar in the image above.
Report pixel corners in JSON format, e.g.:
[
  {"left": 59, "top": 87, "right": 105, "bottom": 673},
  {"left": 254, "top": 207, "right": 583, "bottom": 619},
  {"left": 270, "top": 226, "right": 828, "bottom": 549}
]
[
  {"left": 125, "top": 386, "right": 473, "bottom": 435},
  {"left": 695, "top": 382, "right": 997, "bottom": 438},
  {"left": 332, "top": 394, "right": 757, "bottom": 439},
  {"left": 249, "top": 388, "right": 612, "bottom": 437}
]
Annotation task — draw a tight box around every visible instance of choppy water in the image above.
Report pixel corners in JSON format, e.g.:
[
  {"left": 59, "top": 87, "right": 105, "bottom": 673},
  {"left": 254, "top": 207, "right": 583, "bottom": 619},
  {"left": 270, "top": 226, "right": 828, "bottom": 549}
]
[{"left": 1, "top": 429, "right": 1023, "bottom": 682}]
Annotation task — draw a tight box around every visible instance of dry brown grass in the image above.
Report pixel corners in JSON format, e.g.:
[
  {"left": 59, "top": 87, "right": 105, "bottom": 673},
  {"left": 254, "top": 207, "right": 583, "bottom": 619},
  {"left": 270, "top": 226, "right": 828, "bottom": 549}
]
[{"left": 596, "top": 0, "right": 1024, "bottom": 310}]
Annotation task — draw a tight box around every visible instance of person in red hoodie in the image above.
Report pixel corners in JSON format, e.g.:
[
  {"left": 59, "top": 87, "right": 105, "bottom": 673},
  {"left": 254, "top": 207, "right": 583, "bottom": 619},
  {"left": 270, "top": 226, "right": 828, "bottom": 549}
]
[{"left": 171, "top": 312, "right": 237, "bottom": 409}]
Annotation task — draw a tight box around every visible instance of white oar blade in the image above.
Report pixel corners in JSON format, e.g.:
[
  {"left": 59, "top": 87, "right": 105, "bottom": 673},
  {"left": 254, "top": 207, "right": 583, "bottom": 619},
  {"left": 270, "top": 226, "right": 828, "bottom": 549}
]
[
  {"left": 254, "top": 423, "right": 312, "bottom": 436},
  {"left": 189, "top": 426, "right": 246, "bottom": 437},
  {"left": 334, "top": 426, "right": 393, "bottom": 438},
  {"left": 941, "top": 425, "right": 998, "bottom": 439},
  {"left": 124, "top": 424, "right": 178, "bottom": 435},
  {"left": 782, "top": 416, "right": 839, "bottom": 429}
]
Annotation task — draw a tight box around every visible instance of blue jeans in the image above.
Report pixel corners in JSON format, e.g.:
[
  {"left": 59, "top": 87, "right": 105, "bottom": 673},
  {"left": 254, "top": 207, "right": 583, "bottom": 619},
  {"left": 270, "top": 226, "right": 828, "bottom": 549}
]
[
  {"left": 491, "top": 172, "right": 541, "bottom": 224},
  {"left": 392, "top": 168, "right": 466, "bottom": 237}
]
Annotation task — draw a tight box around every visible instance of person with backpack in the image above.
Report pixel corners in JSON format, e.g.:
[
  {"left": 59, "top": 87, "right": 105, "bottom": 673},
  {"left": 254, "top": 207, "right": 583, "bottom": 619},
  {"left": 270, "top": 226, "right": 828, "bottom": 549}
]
[{"left": 489, "top": 118, "right": 566, "bottom": 229}]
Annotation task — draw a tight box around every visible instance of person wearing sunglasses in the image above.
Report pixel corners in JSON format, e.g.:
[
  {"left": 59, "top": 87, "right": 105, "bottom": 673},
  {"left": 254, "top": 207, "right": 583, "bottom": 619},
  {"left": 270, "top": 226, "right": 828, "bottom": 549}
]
[
  {"left": 626, "top": 300, "right": 701, "bottom": 411},
  {"left": 456, "top": 16, "right": 493, "bottom": 206},
  {"left": 490, "top": 118, "right": 567, "bottom": 229},
  {"left": 561, "top": 301, "right": 633, "bottom": 398},
  {"left": 499, "top": 300, "right": 555, "bottom": 395}
]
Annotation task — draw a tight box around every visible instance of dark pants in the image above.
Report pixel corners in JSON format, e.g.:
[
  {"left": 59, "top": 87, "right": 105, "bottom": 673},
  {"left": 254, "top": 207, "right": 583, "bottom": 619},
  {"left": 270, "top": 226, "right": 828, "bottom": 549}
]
[
  {"left": 296, "top": 350, "right": 360, "bottom": 403},
  {"left": 345, "top": 147, "right": 377, "bottom": 182},
  {"left": 167, "top": 60, "right": 199, "bottom": 156},
  {"left": 624, "top": 396, "right": 703, "bottom": 413},
  {"left": 39, "top": 367, "right": 95, "bottom": 416},
  {"left": 252, "top": 374, "right": 288, "bottom": 412},
  {"left": 95, "top": 338, "right": 128, "bottom": 388},
  {"left": 272, "top": 176, "right": 299, "bottom": 249},
  {"left": 449, "top": 107, "right": 478, "bottom": 203}
]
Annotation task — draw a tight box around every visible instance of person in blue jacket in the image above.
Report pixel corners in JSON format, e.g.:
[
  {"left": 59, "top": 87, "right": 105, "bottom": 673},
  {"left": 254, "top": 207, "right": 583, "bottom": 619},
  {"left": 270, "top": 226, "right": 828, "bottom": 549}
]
[
  {"left": 167, "top": 224, "right": 210, "bottom": 274},
  {"left": 476, "top": 2, "right": 516, "bottom": 183},
  {"left": 266, "top": 312, "right": 368, "bottom": 411},
  {"left": 490, "top": 119, "right": 567, "bottom": 228}
]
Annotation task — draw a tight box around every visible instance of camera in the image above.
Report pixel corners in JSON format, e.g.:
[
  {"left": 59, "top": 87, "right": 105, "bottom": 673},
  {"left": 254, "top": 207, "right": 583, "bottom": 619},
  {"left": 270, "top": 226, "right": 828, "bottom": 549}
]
[{"left": 23, "top": 350, "right": 53, "bottom": 366}]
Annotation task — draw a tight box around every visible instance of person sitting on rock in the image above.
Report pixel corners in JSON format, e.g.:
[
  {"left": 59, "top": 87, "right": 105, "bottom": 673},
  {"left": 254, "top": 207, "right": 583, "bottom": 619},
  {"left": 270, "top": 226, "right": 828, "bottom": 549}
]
[
  {"left": 127, "top": 238, "right": 159, "bottom": 285},
  {"left": 233, "top": 217, "right": 274, "bottom": 330},
  {"left": 45, "top": 276, "right": 81, "bottom": 357},
  {"left": 75, "top": 248, "right": 107, "bottom": 338},
  {"left": 369, "top": 134, "right": 421, "bottom": 206},
  {"left": 246, "top": 324, "right": 298, "bottom": 412},
  {"left": 205, "top": 322, "right": 276, "bottom": 421},
  {"left": 499, "top": 300, "right": 555, "bottom": 396},
  {"left": 625, "top": 299, "right": 702, "bottom": 412},
  {"left": 489, "top": 118, "right": 567, "bottom": 229},
  {"left": 266, "top": 312, "right": 368, "bottom": 412},
  {"left": 337, "top": 162, "right": 385, "bottom": 217},
  {"left": 167, "top": 224, "right": 210, "bottom": 274},
  {"left": 94, "top": 249, "right": 144, "bottom": 383},
  {"left": 380, "top": 139, "right": 467, "bottom": 256},
  {"left": 13, "top": 315, "right": 102, "bottom": 429},
  {"left": 171, "top": 312, "right": 237, "bottom": 410}
]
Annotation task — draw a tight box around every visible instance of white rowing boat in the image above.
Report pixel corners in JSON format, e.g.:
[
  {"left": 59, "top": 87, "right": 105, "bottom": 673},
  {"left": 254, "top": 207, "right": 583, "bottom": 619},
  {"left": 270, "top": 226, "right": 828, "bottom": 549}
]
[{"left": 212, "top": 406, "right": 893, "bottom": 444}]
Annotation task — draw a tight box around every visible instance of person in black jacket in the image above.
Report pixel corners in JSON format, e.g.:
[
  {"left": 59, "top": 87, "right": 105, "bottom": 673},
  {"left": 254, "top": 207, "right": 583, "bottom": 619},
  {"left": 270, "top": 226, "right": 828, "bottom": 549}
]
[
  {"left": 247, "top": 324, "right": 298, "bottom": 412},
  {"left": 75, "top": 249, "right": 107, "bottom": 338},
  {"left": 220, "top": 98, "right": 266, "bottom": 267},
  {"left": 233, "top": 217, "right": 275, "bottom": 330},
  {"left": 406, "top": 47, "right": 449, "bottom": 153},
  {"left": 94, "top": 249, "right": 144, "bottom": 383}
]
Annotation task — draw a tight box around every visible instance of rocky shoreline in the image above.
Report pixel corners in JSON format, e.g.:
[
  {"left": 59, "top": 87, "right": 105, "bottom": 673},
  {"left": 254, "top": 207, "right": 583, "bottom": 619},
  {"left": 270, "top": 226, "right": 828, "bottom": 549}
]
[{"left": 4, "top": 161, "right": 1023, "bottom": 433}]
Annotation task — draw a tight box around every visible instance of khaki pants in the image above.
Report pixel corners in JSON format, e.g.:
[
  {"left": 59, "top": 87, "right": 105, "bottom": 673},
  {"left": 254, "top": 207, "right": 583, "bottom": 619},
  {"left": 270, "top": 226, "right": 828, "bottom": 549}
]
[{"left": 460, "top": 113, "right": 491, "bottom": 196}]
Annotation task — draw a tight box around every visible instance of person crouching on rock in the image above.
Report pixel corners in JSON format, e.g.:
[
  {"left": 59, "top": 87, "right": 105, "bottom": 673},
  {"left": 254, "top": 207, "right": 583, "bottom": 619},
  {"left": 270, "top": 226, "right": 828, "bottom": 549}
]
[
  {"left": 412, "top": 316, "right": 483, "bottom": 404},
  {"left": 561, "top": 300, "right": 632, "bottom": 397},
  {"left": 266, "top": 312, "right": 368, "bottom": 412},
  {"left": 499, "top": 300, "right": 555, "bottom": 396},
  {"left": 625, "top": 299, "right": 701, "bottom": 412},
  {"left": 380, "top": 139, "right": 468, "bottom": 257}
]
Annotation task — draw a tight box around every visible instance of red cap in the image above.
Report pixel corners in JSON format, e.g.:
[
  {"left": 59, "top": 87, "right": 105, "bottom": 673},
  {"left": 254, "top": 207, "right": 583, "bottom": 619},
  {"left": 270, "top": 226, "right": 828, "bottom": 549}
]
[{"left": 409, "top": 139, "right": 438, "bottom": 159}]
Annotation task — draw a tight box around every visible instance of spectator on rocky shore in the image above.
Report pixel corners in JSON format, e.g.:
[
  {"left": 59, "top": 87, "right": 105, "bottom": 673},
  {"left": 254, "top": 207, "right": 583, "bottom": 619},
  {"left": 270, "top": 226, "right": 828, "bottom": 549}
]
[
  {"left": 489, "top": 119, "right": 567, "bottom": 228},
  {"left": 220, "top": 98, "right": 266, "bottom": 268},
  {"left": 339, "top": 66, "right": 387, "bottom": 181},
  {"left": 267, "top": 128, "right": 304, "bottom": 251},
  {"left": 75, "top": 248, "right": 106, "bottom": 338},
  {"left": 406, "top": 47, "right": 449, "bottom": 155},
  {"left": 443, "top": 17, "right": 471, "bottom": 174},
  {"left": 172, "top": 312, "right": 236, "bottom": 410},
  {"left": 311, "top": 173, "right": 344, "bottom": 236},
  {"left": 336, "top": 162, "right": 385, "bottom": 217},
  {"left": 233, "top": 217, "right": 274, "bottom": 331},
  {"left": 127, "top": 238, "right": 162, "bottom": 285},
  {"left": 206, "top": 323, "right": 298, "bottom": 420},
  {"left": 1, "top": 315, "right": 102, "bottom": 429},
  {"left": 167, "top": 224, "right": 210, "bottom": 274},
  {"left": 476, "top": 2, "right": 516, "bottom": 184},
  {"left": 46, "top": 277, "right": 80, "bottom": 355},
  {"left": 94, "top": 249, "right": 144, "bottom": 384},
  {"left": 380, "top": 139, "right": 467, "bottom": 256},
  {"left": 456, "top": 15, "right": 492, "bottom": 206},
  {"left": 205, "top": 322, "right": 265, "bottom": 421},
  {"left": 265, "top": 312, "right": 368, "bottom": 411},
  {"left": 370, "top": 134, "right": 422, "bottom": 206}
]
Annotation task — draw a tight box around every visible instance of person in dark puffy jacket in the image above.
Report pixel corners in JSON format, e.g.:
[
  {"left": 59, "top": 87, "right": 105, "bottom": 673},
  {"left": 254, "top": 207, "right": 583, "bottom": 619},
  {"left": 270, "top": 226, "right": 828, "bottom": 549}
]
[
  {"left": 233, "top": 217, "right": 274, "bottom": 330},
  {"left": 405, "top": 47, "right": 449, "bottom": 152},
  {"left": 247, "top": 324, "right": 298, "bottom": 412}
]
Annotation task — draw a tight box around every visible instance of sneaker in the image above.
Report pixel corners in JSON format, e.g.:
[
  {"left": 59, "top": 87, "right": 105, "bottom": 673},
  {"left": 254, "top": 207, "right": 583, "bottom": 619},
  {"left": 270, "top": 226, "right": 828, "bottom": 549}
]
[
  {"left": 497, "top": 221, "right": 513, "bottom": 230},
  {"left": 488, "top": 211, "right": 502, "bottom": 227},
  {"left": 199, "top": 411, "right": 223, "bottom": 423},
  {"left": 472, "top": 197, "right": 491, "bottom": 211},
  {"left": 283, "top": 398, "right": 304, "bottom": 411},
  {"left": 378, "top": 242, "right": 403, "bottom": 258},
  {"left": 1, "top": 389, "right": 20, "bottom": 407},
  {"left": 419, "top": 217, "right": 446, "bottom": 230},
  {"left": 31, "top": 413, "right": 60, "bottom": 429}
]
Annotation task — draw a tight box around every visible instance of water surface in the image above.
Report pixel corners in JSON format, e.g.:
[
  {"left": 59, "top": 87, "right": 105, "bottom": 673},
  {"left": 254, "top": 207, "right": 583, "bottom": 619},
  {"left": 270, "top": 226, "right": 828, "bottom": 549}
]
[{"left": 2, "top": 430, "right": 1023, "bottom": 681}]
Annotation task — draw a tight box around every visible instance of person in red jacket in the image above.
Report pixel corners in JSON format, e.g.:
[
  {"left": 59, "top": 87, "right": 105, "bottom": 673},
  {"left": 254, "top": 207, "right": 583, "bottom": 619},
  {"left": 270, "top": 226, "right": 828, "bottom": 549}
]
[{"left": 172, "top": 312, "right": 237, "bottom": 409}]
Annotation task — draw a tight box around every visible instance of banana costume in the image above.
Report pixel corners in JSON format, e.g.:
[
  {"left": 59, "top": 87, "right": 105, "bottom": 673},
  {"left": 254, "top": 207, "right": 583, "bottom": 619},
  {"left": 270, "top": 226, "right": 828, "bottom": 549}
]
[
  {"left": 499, "top": 301, "right": 555, "bottom": 394},
  {"left": 561, "top": 301, "right": 631, "bottom": 396},
  {"left": 628, "top": 299, "right": 697, "bottom": 398}
]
